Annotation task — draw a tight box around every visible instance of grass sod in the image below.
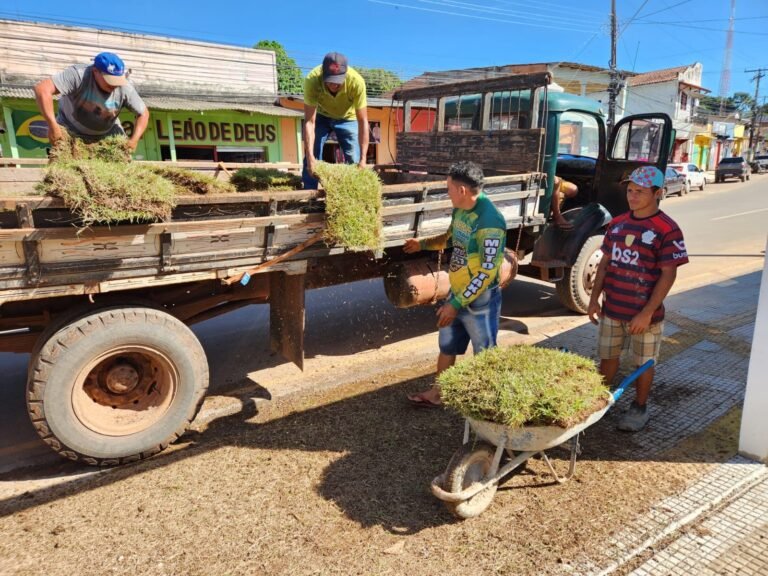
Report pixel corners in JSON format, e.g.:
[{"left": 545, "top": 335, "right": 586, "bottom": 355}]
[
  {"left": 439, "top": 345, "right": 609, "bottom": 428},
  {"left": 38, "top": 161, "right": 177, "bottom": 225},
  {"left": 48, "top": 132, "right": 133, "bottom": 163},
  {"left": 230, "top": 167, "right": 303, "bottom": 192},
  {"left": 149, "top": 165, "right": 236, "bottom": 196},
  {"left": 314, "top": 162, "right": 383, "bottom": 252}
]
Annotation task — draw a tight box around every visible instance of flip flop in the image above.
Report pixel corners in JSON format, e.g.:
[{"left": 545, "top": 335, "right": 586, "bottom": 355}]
[{"left": 407, "top": 393, "right": 443, "bottom": 409}]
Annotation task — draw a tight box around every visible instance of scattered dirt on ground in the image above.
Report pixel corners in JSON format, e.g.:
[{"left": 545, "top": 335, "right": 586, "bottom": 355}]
[{"left": 0, "top": 371, "right": 739, "bottom": 576}]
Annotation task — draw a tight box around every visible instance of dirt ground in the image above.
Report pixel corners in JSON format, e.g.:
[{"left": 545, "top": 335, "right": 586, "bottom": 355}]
[{"left": 0, "top": 364, "right": 740, "bottom": 576}]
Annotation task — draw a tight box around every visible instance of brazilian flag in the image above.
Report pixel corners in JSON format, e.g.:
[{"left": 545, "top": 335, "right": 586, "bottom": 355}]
[{"left": 12, "top": 110, "right": 50, "bottom": 150}]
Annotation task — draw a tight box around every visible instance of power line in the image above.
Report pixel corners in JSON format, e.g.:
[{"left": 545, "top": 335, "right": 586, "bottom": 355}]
[{"left": 366, "top": 0, "right": 599, "bottom": 33}]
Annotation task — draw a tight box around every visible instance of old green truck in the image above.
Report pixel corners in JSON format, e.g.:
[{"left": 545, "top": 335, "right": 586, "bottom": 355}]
[{"left": 0, "top": 72, "right": 672, "bottom": 465}]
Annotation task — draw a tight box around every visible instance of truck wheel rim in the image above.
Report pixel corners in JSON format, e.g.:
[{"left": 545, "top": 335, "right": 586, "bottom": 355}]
[
  {"left": 71, "top": 346, "right": 178, "bottom": 436},
  {"left": 582, "top": 247, "right": 603, "bottom": 293}
]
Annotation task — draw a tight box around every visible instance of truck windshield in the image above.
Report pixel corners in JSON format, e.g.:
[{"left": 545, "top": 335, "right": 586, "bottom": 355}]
[{"left": 719, "top": 158, "right": 743, "bottom": 164}]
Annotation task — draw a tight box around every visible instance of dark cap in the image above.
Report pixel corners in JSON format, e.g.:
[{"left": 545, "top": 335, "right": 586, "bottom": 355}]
[{"left": 322, "top": 52, "right": 348, "bottom": 84}]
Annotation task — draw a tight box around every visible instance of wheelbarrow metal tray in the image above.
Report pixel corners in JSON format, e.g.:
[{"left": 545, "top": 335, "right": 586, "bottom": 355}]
[{"left": 468, "top": 397, "right": 613, "bottom": 452}]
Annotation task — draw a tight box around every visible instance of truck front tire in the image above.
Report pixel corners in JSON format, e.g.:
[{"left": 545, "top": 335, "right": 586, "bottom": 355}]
[
  {"left": 555, "top": 235, "right": 604, "bottom": 314},
  {"left": 27, "top": 306, "right": 209, "bottom": 466}
]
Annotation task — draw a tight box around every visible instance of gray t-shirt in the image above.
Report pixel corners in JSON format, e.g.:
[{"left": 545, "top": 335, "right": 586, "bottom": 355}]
[{"left": 52, "top": 64, "right": 146, "bottom": 137}]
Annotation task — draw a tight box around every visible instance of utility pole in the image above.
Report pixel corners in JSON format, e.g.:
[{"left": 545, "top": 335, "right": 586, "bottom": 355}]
[
  {"left": 746, "top": 68, "right": 766, "bottom": 154},
  {"left": 607, "top": 0, "right": 619, "bottom": 134}
]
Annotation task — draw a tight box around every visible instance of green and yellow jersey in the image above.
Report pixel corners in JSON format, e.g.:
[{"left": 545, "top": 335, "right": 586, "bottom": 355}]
[{"left": 420, "top": 193, "right": 507, "bottom": 309}]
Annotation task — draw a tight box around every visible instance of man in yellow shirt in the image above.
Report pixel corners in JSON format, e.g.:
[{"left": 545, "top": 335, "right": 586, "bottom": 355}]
[{"left": 302, "top": 52, "right": 369, "bottom": 189}]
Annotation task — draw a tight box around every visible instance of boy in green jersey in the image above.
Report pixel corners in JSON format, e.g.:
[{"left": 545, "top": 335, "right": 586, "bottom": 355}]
[{"left": 404, "top": 162, "right": 507, "bottom": 408}]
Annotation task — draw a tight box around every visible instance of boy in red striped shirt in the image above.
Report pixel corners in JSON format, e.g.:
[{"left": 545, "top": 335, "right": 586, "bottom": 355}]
[{"left": 588, "top": 166, "right": 688, "bottom": 432}]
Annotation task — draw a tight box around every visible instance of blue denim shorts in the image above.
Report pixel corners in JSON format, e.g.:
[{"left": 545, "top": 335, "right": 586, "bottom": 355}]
[{"left": 438, "top": 286, "right": 502, "bottom": 356}]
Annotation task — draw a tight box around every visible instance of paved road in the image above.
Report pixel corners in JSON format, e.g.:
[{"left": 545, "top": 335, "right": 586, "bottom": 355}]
[{"left": 1, "top": 175, "right": 765, "bottom": 473}]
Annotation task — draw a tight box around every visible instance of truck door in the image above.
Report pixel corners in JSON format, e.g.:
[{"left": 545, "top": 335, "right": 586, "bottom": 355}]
[{"left": 594, "top": 113, "right": 674, "bottom": 217}]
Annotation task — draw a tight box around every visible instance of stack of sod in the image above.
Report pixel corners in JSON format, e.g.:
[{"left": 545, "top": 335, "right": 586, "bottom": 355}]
[
  {"left": 230, "top": 167, "right": 303, "bottom": 192},
  {"left": 439, "top": 345, "right": 609, "bottom": 428},
  {"left": 40, "top": 161, "right": 177, "bottom": 224},
  {"left": 314, "top": 162, "right": 383, "bottom": 252},
  {"left": 38, "top": 132, "right": 237, "bottom": 225}
]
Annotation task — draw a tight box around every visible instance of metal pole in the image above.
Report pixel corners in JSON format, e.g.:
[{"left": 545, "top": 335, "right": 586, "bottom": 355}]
[
  {"left": 607, "top": 0, "right": 618, "bottom": 134},
  {"left": 746, "top": 68, "right": 765, "bottom": 154}
]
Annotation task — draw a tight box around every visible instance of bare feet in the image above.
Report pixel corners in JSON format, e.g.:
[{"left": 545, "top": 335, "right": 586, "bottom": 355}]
[{"left": 407, "top": 388, "right": 443, "bottom": 408}]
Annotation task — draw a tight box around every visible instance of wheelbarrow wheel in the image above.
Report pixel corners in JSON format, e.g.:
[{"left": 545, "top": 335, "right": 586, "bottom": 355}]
[{"left": 443, "top": 441, "right": 498, "bottom": 519}]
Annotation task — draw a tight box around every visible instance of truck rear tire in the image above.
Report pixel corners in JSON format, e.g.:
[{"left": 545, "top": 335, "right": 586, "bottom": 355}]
[
  {"left": 555, "top": 234, "right": 604, "bottom": 314},
  {"left": 26, "top": 306, "right": 209, "bottom": 466}
]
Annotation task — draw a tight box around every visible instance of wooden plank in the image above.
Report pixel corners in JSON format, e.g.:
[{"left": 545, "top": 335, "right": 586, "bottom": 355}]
[
  {"left": 0, "top": 213, "right": 323, "bottom": 241},
  {"left": 39, "top": 233, "right": 161, "bottom": 263},
  {"left": 0, "top": 168, "right": 46, "bottom": 182},
  {"left": 392, "top": 72, "right": 551, "bottom": 101},
  {"left": 270, "top": 272, "right": 306, "bottom": 370},
  {"left": 0, "top": 241, "right": 24, "bottom": 266},
  {"left": 396, "top": 129, "right": 545, "bottom": 174}
]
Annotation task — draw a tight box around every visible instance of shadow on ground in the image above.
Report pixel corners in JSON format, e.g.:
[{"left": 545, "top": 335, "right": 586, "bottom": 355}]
[{"left": 0, "top": 271, "right": 759, "bottom": 535}]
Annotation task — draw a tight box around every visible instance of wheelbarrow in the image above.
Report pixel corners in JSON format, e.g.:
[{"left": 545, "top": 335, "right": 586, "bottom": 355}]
[{"left": 431, "top": 359, "right": 655, "bottom": 519}]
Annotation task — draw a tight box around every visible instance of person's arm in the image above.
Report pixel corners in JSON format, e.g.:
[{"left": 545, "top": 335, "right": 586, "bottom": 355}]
[
  {"left": 33, "top": 78, "right": 63, "bottom": 145},
  {"left": 303, "top": 104, "right": 318, "bottom": 176},
  {"left": 588, "top": 253, "right": 610, "bottom": 324},
  {"left": 356, "top": 106, "right": 369, "bottom": 168},
  {"left": 628, "top": 266, "right": 677, "bottom": 334},
  {"left": 128, "top": 108, "right": 150, "bottom": 152}
]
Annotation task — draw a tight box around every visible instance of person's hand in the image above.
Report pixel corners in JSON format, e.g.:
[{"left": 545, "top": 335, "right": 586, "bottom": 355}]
[
  {"left": 587, "top": 299, "right": 602, "bottom": 325},
  {"left": 436, "top": 302, "right": 458, "bottom": 328},
  {"left": 126, "top": 137, "right": 139, "bottom": 152},
  {"left": 629, "top": 310, "right": 653, "bottom": 334},
  {"left": 47, "top": 123, "right": 63, "bottom": 146},
  {"left": 357, "top": 159, "right": 367, "bottom": 170},
  {"left": 403, "top": 238, "right": 421, "bottom": 254},
  {"left": 307, "top": 157, "right": 318, "bottom": 177}
]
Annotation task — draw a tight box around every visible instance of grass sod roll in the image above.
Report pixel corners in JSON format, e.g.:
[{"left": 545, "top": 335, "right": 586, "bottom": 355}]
[
  {"left": 230, "top": 167, "right": 303, "bottom": 192},
  {"left": 438, "top": 345, "right": 609, "bottom": 428},
  {"left": 314, "top": 162, "right": 383, "bottom": 252}
]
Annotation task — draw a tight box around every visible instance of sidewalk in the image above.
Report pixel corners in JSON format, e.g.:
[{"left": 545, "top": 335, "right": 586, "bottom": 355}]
[{"left": 539, "top": 266, "right": 767, "bottom": 575}]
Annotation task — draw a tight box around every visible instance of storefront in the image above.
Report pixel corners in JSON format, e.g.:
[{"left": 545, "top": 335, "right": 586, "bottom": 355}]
[{"left": 0, "top": 91, "right": 303, "bottom": 163}]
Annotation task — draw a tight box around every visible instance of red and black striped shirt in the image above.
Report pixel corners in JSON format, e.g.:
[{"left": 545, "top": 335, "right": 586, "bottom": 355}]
[{"left": 600, "top": 210, "right": 688, "bottom": 323}]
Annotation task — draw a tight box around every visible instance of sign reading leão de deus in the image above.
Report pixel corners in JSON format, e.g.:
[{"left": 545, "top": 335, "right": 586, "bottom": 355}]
[{"left": 155, "top": 118, "right": 277, "bottom": 144}]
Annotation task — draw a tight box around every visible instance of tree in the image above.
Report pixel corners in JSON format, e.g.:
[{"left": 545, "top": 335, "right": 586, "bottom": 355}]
[
  {"left": 699, "top": 92, "right": 755, "bottom": 117},
  {"left": 356, "top": 67, "right": 403, "bottom": 98},
  {"left": 254, "top": 40, "right": 303, "bottom": 95}
]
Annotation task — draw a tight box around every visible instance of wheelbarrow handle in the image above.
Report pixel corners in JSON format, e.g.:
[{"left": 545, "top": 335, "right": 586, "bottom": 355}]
[{"left": 612, "top": 359, "right": 655, "bottom": 402}]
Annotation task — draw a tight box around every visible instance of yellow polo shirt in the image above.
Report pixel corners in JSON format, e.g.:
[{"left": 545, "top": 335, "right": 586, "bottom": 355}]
[{"left": 304, "top": 65, "right": 367, "bottom": 121}]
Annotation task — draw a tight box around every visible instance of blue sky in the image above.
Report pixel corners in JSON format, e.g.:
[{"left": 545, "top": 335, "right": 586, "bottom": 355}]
[{"left": 2, "top": 0, "right": 766, "bottom": 96}]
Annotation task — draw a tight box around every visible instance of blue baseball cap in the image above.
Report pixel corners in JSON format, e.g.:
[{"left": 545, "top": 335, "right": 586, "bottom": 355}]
[
  {"left": 623, "top": 165, "right": 664, "bottom": 189},
  {"left": 93, "top": 52, "right": 127, "bottom": 87}
]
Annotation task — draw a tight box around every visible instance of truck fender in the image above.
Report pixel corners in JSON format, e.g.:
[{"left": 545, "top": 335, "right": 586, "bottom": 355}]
[{"left": 531, "top": 203, "right": 612, "bottom": 267}]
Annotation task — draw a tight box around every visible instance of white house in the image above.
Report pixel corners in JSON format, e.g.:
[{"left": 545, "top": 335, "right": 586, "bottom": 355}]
[{"left": 621, "top": 63, "right": 710, "bottom": 163}]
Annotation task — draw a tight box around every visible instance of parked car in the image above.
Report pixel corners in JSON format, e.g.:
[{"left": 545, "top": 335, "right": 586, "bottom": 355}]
[
  {"left": 663, "top": 167, "right": 686, "bottom": 198},
  {"left": 668, "top": 162, "right": 707, "bottom": 192},
  {"left": 749, "top": 154, "right": 768, "bottom": 174},
  {"left": 715, "top": 157, "right": 751, "bottom": 182}
]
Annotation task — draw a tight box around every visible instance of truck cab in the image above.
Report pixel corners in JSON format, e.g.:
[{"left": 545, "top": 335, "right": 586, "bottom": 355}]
[{"left": 394, "top": 75, "right": 673, "bottom": 313}]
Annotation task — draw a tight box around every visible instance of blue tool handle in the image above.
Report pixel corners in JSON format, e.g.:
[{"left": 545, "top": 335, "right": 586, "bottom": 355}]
[{"left": 612, "top": 359, "right": 655, "bottom": 402}]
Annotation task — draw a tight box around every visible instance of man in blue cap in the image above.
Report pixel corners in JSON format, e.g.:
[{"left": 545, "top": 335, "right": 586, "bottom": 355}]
[
  {"left": 33, "top": 52, "right": 149, "bottom": 152},
  {"left": 302, "top": 52, "right": 369, "bottom": 189}
]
